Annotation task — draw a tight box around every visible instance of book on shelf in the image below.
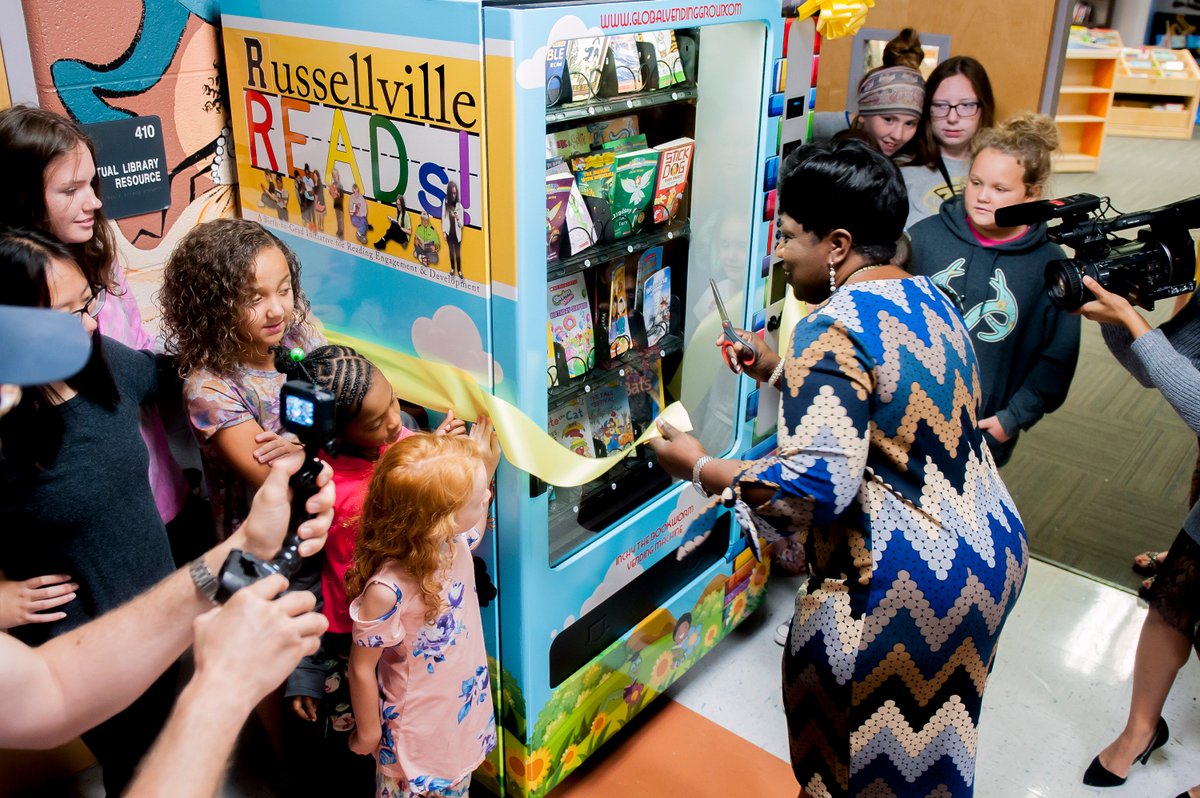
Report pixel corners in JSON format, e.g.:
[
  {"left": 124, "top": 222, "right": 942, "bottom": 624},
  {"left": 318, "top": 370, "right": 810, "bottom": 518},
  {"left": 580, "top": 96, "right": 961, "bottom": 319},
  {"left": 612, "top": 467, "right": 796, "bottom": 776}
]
[
  {"left": 563, "top": 174, "right": 596, "bottom": 256},
  {"left": 608, "top": 34, "right": 644, "bottom": 94},
  {"left": 567, "top": 37, "right": 607, "bottom": 101},
  {"left": 570, "top": 150, "right": 616, "bottom": 200},
  {"left": 547, "top": 273, "right": 595, "bottom": 379},
  {"left": 633, "top": 245, "right": 664, "bottom": 311},
  {"left": 642, "top": 266, "right": 671, "bottom": 347},
  {"left": 587, "top": 115, "right": 640, "bottom": 149},
  {"left": 546, "top": 40, "right": 569, "bottom": 105},
  {"left": 607, "top": 262, "right": 633, "bottom": 357},
  {"left": 652, "top": 137, "right": 694, "bottom": 224},
  {"left": 547, "top": 323, "right": 558, "bottom": 388},
  {"left": 546, "top": 126, "right": 592, "bottom": 160},
  {"left": 548, "top": 395, "right": 594, "bottom": 457},
  {"left": 609, "top": 147, "right": 660, "bottom": 238},
  {"left": 602, "top": 132, "right": 648, "bottom": 153},
  {"left": 546, "top": 165, "right": 576, "bottom": 263},
  {"left": 586, "top": 379, "right": 635, "bottom": 454},
  {"left": 624, "top": 360, "right": 665, "bottom": 420},
  {"left": 638, "top": 30, "right": 686, "bottom": 87}
]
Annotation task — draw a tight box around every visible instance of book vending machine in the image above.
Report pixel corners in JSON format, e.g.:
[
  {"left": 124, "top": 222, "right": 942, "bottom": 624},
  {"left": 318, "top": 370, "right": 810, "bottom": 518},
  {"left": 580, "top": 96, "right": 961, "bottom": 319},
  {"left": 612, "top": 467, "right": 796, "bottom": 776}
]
[{"left": 219, "top": 0, "right": 782, "bottom": 794}]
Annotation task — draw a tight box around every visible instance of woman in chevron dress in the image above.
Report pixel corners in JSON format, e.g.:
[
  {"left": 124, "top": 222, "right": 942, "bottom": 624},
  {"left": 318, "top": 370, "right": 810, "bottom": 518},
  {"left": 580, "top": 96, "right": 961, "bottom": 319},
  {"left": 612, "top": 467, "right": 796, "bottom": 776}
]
[{"left": 650, "top": 139, "right": 1027, "bottom": 797}]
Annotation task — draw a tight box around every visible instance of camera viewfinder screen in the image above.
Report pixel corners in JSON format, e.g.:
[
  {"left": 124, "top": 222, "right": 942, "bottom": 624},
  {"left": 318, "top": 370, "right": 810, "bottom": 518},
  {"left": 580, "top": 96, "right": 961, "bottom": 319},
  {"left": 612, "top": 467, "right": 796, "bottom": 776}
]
[{"left": 285, "top": 395, "right": 315, "bottom": 428}]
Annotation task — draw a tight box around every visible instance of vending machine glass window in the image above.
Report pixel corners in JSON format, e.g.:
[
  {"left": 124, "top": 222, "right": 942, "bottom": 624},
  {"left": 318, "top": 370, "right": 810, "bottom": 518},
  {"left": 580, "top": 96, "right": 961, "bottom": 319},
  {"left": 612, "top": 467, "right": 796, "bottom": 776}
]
[{"left": 543, "top": 23, "right": 767, "bottom": 565}]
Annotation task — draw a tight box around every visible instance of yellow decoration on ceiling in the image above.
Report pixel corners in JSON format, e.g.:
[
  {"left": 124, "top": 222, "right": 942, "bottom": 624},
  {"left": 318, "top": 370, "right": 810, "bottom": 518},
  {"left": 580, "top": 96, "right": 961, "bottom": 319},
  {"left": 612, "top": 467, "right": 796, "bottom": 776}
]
[{"left": 792, "top": 0, "right": 875, "bottom": 39}]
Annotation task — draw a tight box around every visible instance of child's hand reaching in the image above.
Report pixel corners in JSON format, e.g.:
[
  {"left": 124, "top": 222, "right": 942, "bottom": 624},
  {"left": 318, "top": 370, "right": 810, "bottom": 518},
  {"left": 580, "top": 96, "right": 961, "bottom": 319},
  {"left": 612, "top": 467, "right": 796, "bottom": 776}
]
[
  {"left": 435, "top": 408, "right": 467, "bottom": 437},
  {"left": 291, "top": 695, "right": 319, "bottom": 722},
  {"left": 468, "top": 414, "right": 502, "bottom": 477},
  {"left": 0, "top": 574, "right": 78, "bottom": 630},
  {"left": 253, "top": 429, "right": 303, "bottom": 466}
]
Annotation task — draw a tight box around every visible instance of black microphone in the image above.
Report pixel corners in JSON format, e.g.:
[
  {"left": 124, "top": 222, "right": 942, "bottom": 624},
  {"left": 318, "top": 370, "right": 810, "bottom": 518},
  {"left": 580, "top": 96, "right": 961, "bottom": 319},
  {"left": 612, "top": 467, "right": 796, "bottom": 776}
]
[{"left": 994, "top": 193, "right": 1104, "bottom": 228}]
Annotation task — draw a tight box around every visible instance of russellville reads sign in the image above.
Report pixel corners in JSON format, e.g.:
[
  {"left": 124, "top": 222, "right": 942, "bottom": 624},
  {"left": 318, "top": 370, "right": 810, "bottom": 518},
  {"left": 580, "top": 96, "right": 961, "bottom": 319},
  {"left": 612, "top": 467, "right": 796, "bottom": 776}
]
[{"left": 84, "top": 116, "right": 171, "bottom": 220}]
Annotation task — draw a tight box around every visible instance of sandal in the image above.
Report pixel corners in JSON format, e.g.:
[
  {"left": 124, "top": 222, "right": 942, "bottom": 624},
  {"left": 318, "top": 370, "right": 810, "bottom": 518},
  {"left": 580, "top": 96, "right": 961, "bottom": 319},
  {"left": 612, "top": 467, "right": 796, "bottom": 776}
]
[{"left": 1133, "top": 550, "right": 1163, "bottom": 576}]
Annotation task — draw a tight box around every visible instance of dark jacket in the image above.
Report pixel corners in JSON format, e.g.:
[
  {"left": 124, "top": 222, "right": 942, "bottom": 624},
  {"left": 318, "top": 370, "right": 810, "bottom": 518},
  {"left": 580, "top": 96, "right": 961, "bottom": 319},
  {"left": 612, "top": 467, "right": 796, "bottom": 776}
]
[{"left": 908, "top": 196, "right": 1081, "bottom": 464}]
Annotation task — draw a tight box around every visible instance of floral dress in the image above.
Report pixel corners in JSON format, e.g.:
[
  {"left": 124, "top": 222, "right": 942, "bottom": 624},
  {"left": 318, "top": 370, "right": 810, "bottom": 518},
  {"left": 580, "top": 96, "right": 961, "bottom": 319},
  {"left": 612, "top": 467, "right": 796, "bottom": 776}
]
[
  {"left": 351, "top": 530, "right": 496, "bottom": 797},
  {"left": 731, "top": 277, "right": 1027, "bottom": 797}
]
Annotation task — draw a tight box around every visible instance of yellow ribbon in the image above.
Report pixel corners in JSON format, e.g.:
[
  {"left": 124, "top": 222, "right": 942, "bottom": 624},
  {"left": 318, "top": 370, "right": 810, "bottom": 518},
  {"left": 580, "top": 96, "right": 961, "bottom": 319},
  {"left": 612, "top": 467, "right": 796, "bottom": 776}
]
[
  {"left": 323, "top": 326, "right": 693, "bottom": 488},
  {"left": 791, "top": 0, "right": 875, "bottom": 38}
]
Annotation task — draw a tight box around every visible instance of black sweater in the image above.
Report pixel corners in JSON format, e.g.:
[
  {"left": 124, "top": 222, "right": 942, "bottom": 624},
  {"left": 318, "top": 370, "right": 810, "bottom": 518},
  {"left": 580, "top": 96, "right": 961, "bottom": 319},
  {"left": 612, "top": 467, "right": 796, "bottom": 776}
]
[{"left": 908, "top": 197, "right": 1081, "bottom": 464}]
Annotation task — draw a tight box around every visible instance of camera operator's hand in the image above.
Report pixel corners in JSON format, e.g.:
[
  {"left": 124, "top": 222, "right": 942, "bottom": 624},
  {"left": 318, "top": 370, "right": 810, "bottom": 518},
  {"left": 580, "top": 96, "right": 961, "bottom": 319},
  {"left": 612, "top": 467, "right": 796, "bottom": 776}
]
[
  {"left": 253, "top": 429, "right": 304, "bottom": 466},
  {"left": 234, "top": 455, "right": 335, "bottom": 562},
  {"left": 469, "top": 414, "right": 502, "bottom": 477},
  {"left": 191, "top": 574, "right": 327, "bottom": 713},
  {"left": 435, "top": 408, "right": 467, "bottom": 437},
  {"left": 1074, "top": 276, "right": 1153, "bottom": 339},
  {"left": 979, "top": 416, "right": 1011, "bottom": 444},
  {"left": 0, "top": 574, "right": 78, "bottom": 630}
]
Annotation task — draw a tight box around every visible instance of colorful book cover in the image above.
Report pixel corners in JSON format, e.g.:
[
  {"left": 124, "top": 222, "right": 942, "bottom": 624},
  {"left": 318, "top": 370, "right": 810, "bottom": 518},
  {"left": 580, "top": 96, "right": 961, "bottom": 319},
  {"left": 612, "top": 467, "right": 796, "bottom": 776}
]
[
  {"left": 569, "top": 150, "right": 616, "bottom": 199},
  {"left": 638, "top": 30, "right": 686, "bottom": 86},
  {"left": 567, "top": 37, "right": 607, "bottom": 101},
  {"left": 564, "top": 177, "right": 596, "bottom": 256},
  {"left": 546, "top": 165, "right": 575, "bottom": 262},
  {"left": 547, "top": 323, "right": 558, "bottom": 388},
  {"left": 609, "top": 148, "right": 659, "bottom": 238},
  {"left": 587, "top": 115, "right": 640, "bottom": 148},
  {"left": 546, "top": 40, "right": 569, "bottom": 103},
  {"left": 652, "top": 137, "right": 695, "bottom": 223},
  {"left": 548, "top": 395, "right": 594, "bottom": 457},
  {"left": 547, "top": 274, "right": 595, "bottom": 378},
  {"left": 586, "top": 379, "right": 635, "bottom": 454},
  {"left": 602, "top": 133, "right": 648, "bottom": 152},
  {"left": 625, "top": 360, "right": 665, "bottom": 420},
  {"left": 608, "top": 263, "right": 632, "bottom": 357},
  {"left": 546, "top": 126, "right": 592, "bottom": 160},
  {"left": 608, "top": 34, "right": 643, "bottom": 94},
  {"left": 642, "top": 266, "right": 671, "bottom": 346},
  {"left": 633, "top": 245, "right": 663, "bottom": 310}
]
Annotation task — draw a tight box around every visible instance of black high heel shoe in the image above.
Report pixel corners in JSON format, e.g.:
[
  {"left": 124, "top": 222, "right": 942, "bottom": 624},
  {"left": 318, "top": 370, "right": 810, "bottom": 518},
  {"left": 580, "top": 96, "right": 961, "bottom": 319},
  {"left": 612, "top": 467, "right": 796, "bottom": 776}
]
[{"left": 1082, "top": 717, "right": 1170, "bottom": 787}]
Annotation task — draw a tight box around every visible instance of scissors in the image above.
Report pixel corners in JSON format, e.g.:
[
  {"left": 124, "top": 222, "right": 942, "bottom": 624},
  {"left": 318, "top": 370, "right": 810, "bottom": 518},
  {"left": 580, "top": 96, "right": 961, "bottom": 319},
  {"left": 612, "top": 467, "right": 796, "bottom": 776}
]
[{"left": 710, "top": 279, "right": 758, "bottom": 370}]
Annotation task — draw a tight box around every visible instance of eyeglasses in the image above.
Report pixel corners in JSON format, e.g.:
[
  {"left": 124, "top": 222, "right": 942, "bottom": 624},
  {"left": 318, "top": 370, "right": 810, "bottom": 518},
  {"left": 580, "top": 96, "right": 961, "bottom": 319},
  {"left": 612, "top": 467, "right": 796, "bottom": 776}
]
[
  {"left": 930, "top": 101, "right": 982, "bottom": 119},
  {"left": 72, "top": 286, "right": 107, "bottom": 320}
]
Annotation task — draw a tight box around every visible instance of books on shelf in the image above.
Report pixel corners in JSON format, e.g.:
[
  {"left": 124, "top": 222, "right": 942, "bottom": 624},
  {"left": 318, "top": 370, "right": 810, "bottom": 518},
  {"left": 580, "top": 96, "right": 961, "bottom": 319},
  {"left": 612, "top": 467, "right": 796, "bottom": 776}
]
[
  {"left": 567, "top": 37, "right": 607, "bottom": 101},
  {"left": 633, "top": 245, "right": 664, "bottom": 311},
  {"left": 587, "top": 115, "right": 640, "bottom": 149},
  {"left": 607, "top": 262, "right": 632, "bottom": 357},
  {"left": 652, "top": 137, "right": 694, "bottom": 224},
  {"left": 625, "top": 360, "right": 665, "bottom": 420},
  {"left": 610, "top": 147, "right": 659, "bottom": 238},
  {"left": 546, "top": 166, "right": 575, "bottom": 262},
  {"left": 546, "top": 40, "right": 569, "bottom": 104},
  {"left": 638, "top": 30, "right": 686, "bottom": 87},
  {"left": 586, "top": 379, "right": 635, "bottom": 454},
  {"left": 548, "top": 395, "right": 594, "bottom": 457},
  {"left": 563, "top": 173, "right": 596, "bottom": 256},
  {"left": 547, "top": 273, "right": 595, "bottom": 379},
  {"left": 546, "top": 126, "right": 592, "bottom": 160},
  {"left": 642, "top": 266, "right": 671, "bottom": 346},
  {"left": 608, "top": 34, "right": 644, "bottom": 94},
  {"left": 570, "top": 150, "right": 616, "bottom": 200}
]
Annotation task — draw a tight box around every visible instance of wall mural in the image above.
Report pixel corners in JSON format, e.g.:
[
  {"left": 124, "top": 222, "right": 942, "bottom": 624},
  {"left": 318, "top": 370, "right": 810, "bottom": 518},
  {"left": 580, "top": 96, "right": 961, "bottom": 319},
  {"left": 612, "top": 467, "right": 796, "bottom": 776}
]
[{"left": 22, "top": 0, "right": 233, "bottom": 275}]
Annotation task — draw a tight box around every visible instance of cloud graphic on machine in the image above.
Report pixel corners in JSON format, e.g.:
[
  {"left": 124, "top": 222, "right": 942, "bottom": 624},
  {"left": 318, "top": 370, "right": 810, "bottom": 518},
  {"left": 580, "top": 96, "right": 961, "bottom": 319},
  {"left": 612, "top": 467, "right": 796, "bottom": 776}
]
[
  {"left": 515, "top": 16, "right": 603, "bottom": 89},
  {"left": 411, "top": 305, "right": 504, "bottom": 384}
]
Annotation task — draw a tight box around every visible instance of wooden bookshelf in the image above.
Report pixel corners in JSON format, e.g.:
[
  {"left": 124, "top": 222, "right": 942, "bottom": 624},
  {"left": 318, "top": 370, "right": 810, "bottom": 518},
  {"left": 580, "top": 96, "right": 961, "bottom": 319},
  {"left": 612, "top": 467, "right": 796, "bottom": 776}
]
[
  {"left": 1108, "top": 47, "right": 1200, "bottom": 140},
  {"left": 1053, "top": 28, "right": 1121, "bottom": 173}
]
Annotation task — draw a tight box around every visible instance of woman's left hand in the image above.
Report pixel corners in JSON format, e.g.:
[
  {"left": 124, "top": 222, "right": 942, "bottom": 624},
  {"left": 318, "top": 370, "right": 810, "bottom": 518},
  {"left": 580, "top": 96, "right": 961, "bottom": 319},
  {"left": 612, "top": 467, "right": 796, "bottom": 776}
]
[
  {"left": 645, "top": 419, "right": 708, "bottom": 481},
  {"left": 979, "top": 416, "right": 1010, "bottom": 444},
  {"left": 1074, "top": 276, "right": 1151, "bottom": 337}
]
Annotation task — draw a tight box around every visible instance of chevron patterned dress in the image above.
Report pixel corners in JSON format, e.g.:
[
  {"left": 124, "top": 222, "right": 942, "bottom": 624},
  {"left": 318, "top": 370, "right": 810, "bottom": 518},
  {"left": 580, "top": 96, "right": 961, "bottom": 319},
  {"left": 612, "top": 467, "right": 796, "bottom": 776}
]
[{"left": 731, "top": 276, "right": 1027, "bottom": 798}]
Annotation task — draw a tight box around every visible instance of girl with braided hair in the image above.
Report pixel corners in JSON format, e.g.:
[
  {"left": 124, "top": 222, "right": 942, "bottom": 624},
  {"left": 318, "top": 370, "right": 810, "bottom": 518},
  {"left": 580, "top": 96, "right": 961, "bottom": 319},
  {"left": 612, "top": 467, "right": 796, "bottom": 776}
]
[{"left": 276, "top": 344, "right": 466, "bottom": 794}]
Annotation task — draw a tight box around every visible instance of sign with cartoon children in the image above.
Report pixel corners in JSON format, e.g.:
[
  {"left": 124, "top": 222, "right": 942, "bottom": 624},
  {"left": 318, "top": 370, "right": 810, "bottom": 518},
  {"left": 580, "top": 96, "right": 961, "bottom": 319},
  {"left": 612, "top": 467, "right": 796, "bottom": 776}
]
[{"left": 222, "top": 21, "right": 483, "bottom": 292}]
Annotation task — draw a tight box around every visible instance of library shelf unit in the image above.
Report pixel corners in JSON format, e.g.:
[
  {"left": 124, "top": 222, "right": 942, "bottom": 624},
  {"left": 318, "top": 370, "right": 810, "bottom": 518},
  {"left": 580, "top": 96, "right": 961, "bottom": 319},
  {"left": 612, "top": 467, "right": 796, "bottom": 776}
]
[
  {"left": 1054, "top": 36, "right": 1121, "bottom": 173},
  {"left": 1107, "top": 47, "right": 1200, "bottom": 140}
]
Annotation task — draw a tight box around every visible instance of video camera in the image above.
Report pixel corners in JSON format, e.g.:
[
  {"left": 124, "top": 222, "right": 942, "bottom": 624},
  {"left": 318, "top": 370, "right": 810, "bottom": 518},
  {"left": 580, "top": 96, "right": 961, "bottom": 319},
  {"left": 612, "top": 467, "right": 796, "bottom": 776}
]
[
  {"left": 993, "top": 193, "right": 1200, "bottom": 311},
  {"left": 215, "top": 348, "right": 336, "bottom": 602}
]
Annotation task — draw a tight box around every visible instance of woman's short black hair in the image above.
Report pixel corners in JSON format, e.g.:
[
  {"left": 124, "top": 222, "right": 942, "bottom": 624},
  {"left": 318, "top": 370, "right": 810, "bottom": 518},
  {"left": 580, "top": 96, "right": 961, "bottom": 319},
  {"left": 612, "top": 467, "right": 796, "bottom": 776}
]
[{"left": 777, "top": 139, "right": 908, "bottom": 265}]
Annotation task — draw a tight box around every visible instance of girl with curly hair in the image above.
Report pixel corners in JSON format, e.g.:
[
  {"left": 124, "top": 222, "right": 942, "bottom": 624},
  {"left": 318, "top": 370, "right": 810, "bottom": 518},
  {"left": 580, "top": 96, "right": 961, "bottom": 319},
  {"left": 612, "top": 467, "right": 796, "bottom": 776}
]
[
  {"left": 159, "top": 218, "right": 324, "bottom": 538},
  {"left": 347, "top": 427, "right": 500, "bottom": 798}
]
